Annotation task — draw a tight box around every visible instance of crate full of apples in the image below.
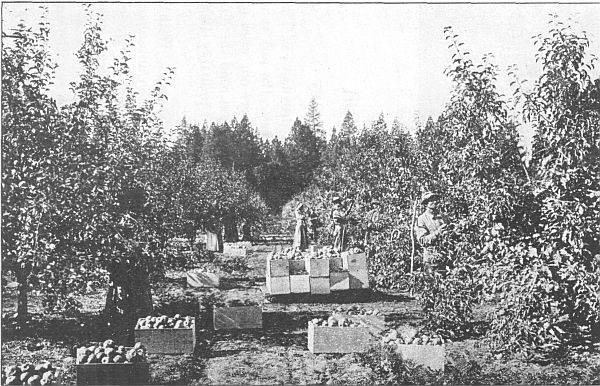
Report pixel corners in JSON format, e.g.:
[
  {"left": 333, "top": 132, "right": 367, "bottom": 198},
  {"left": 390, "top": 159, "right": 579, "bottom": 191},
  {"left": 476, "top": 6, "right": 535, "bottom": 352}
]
[
  {"left": 308, "top": 315, "right": 376, "bottom": 354},
  {"left": 381, "top": 328, "right": 446, "bottom": 371},
  {"left": 134, "top": 314, "right": 196, "bottom": 354},
  {"left": 2, "top": 362, "right": 60, "bottom": 386},
  {"left": 76, "top": 340, "right": 149, "bottom": 385}
]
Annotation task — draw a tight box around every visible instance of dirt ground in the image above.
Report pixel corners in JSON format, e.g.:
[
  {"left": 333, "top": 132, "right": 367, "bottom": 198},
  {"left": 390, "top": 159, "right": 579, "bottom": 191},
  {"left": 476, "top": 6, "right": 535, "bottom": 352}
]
[{"left": 2, "top": 244, "right": 599, "bottom": 384}]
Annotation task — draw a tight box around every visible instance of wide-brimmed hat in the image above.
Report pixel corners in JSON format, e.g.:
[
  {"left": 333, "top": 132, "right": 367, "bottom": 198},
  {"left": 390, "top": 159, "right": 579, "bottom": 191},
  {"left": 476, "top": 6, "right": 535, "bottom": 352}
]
[
  {"left": 421, "top": 192, "right": 441, "bottom": 205},
  {"left": 332, "top": 196, "right": 342, "bottom": 204}
]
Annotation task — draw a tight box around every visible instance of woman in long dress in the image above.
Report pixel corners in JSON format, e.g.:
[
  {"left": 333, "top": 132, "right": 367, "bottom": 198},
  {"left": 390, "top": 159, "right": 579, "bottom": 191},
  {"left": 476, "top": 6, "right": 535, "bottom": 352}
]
[{"left": 293, "top": 203, "right": 309, "bottom": 251}]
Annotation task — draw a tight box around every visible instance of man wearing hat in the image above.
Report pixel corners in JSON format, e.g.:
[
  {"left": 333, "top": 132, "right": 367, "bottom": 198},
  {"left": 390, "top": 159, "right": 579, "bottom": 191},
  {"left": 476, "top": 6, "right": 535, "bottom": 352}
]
[
  {"left": 415, "top": 192, "right": 450, "bottom": 272},
  {"left": 332, "top": 196, "right": 354, "bottom": 252}
]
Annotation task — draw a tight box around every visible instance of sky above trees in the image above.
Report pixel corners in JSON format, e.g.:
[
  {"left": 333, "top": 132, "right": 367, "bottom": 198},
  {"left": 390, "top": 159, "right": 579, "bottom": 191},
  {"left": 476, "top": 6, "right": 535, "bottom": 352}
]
[{"left": 2, "top": 3, "right": 599, "bottom": 141}]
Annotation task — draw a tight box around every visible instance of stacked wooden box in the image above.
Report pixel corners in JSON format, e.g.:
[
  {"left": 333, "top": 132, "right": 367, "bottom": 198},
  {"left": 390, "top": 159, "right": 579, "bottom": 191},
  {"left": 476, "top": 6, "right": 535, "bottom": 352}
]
[
  {"left": 289, "top": 259, "right": 310, "bottom": 293},
  {"left": 266, "top": 259, "right": 291, "bottom": 295},
  {"left": 265, "top": 252, "right": 369, "bottom": 295},
  {"left": 342, "top": 252, "right": 369, "bottom": 289},
  {"left": 306, "top": 257, "right": 330, "bottom": 294},
  {"left": 329, "top": 257, "right": 349, "bottom": 291}
]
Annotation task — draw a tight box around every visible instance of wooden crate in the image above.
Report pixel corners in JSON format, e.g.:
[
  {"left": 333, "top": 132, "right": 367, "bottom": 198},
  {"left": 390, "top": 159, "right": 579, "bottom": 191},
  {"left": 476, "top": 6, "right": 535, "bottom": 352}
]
[
  {"left": 213, "top": 306, "right": 262, "bottom": 330},
  {"left": 305, "top": 258, "right": 329, "bottom": 277},
  {"left": 134, "top": 319, "right": 195, "bottom": 354},
  {"left": 223, "top": 246, "right": 248, "bottom": 257},
  {"left": 308, "top": 322, "right": 375, "bottom": 353},
  {"left": 342, "top": 252, "right": 368, "bottom": 271},
  {"left": 289, "top": 259, "right": 306, "bottom": 275},
  {"left": 290, "top": 274, "right": 310, "bottom": 293},
  {"left": 329, "top": 271, "right": 350, "bottom": 291},
  {"left": 329, "top": 257, "right": 344, "bottom": 272},
  {"left": 186, "top": 270, "right": 220, "bottom": 288},
  {"left": 309, "top": 277, "right": 331, "bottom": 295},
  {"left": 76, "top": 353, "right": 149, "bottom": 386},
  {"left": 349, "top": 270, "right": 369, "bottom": 289},
  {"left": 266, "top": 275, "right": 291, "bottom": 295},
  {"left": 266, "top": 259, "right": 289, "bottom": 277},
  {"left": 395, "top": 344, "right": 445, "bottom": 371}
]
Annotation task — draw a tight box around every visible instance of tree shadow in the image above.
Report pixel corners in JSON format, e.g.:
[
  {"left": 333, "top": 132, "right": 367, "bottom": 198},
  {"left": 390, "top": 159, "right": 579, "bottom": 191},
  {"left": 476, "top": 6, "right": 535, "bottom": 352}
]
[
  {"left": 1, "top": 312, "right": 109, "bottom": 347},
  {"left": 219, "top": 277, "right": 258, "bottom": 291},
  {"left": 266, "top": 289, "right": 414, "bottom": 304}
]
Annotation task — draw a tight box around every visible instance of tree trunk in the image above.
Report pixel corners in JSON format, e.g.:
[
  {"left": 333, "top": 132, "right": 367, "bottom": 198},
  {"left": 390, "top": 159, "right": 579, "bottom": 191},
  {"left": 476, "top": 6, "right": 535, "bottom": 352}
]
[
  {"left": 224, "top": 220, "right": 238, "bottom": 242},
  {"left": 105, "top": 247, "right": 152, "bottom": 344},
  {"left": 16, "top": 267, "right": 28, "bottom": 319}
]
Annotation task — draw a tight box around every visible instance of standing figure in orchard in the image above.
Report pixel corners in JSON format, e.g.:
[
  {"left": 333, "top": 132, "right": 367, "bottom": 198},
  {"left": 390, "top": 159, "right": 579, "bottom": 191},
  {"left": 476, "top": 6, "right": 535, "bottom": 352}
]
[
  {"left": 363, "top": 199, "right": 382, "bottom": 247},
  {"left": 414, "top": 192, "right": 450, "bottom": 272},
  {"left": 293, "top": 203, "right": 309, "bottom": 251},
  {"left": 332, "top": 196, "right": 355, "bottom": 252},
  {"left": 307, "top": 208, "right": 322, "bottom": 243}
]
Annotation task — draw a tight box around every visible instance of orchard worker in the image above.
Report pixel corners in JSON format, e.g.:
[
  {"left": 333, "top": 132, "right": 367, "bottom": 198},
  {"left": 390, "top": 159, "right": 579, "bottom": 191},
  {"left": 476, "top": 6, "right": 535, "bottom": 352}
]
[
  {"left": 293, "top": 203, "right": 309, "bottom": 251},
  {"left": 307, "top": 208, "right": 322, "bottom": 243},
  {"left": 332, "top": 196, "right": 355, "bottom": 252},
  {"left": 414, "top": 192, "right": 450, "bottom": 272},
  {"left": 363, "top": 199, "right": 382, "bottom": 246}
]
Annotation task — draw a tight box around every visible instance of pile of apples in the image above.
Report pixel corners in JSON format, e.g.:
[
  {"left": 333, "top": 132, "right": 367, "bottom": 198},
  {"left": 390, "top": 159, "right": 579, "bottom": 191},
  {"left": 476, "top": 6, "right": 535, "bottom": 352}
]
[
  {"left": 214, "top": 299, "right": 260, "bottom": 308},
  {"left": 346, "top": 247, "right": 364, "bottom": 254},
  {"left": 2, "top": 362, "right": 58, "bottom": 386},
  {"left": 76, "top": 340, "right": 146, "bottom": 364},
  {"left": 311, "top": 246, "right": 340, "bottom": 260},
  {"left": 334, "top": 306, "right": 381, "bottom": 316},
  {"left": 381, "top": 328, "right": 446, "bottom": 346},
  {"left": 136, "top": 314, "right": 193, "bottom": 329},
  {"left": 310, "top": 315, "right": 365, "bottom": 328}
]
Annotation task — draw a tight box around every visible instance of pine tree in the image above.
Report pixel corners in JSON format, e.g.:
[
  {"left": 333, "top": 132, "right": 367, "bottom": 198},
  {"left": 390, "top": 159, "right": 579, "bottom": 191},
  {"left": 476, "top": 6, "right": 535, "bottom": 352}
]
[
  {"left": 304, "top": 97, "right": 325, "bottom": 138},
  {"left": 339, "top": 110, "right": 358, "bottom": 138}
]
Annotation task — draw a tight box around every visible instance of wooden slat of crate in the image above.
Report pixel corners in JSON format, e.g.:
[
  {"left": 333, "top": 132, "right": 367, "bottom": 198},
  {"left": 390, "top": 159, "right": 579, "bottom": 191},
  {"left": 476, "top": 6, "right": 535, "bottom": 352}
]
[
  {"left": 309, "top": 277, "right": 331, "bottom": 294},
  {"left": 134, "top": 320, "right": 195, "bottom": 354},
  {"left": 349, "top": 270, "right": 369, "bottom": 289},
  {"left": 266, "top": 275, "right": 291, "bottom": 295},
  {"left": 305, "top": 258, "right": 329, "bottom": 277},
  {"left": 186, "top": 270, "right": 220, "bottom": 288},
  {"left": 396, "top": 344, "right": 445, "bottom": 371},
  {"left": 266, "top": 259, "right": 289, "bottom": 277},
  {"left": 329, "top": 271, "right": 349, "bottom": 291},
  {"left": 342, "top": 252, "right": 368, "bottom": 271},
  {"left": 289, "top": 259, "right": 306, "bottom": 275},
  {"left": 76, "top": 363, "right": 149, "bottom": 385},
  {"left": 213, "top": 306, "right": 262, "bottom": 330},
  {"left": 290, "top": 274, "right": 310, "bottom": 293},
  {"left": 308, "top": 323, "right": 375, "bottom": 353}
]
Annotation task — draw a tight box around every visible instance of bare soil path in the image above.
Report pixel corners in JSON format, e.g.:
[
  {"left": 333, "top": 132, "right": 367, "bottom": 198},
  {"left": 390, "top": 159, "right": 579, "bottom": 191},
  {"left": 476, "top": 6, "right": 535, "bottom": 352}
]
[{"left": 2, "top": 244, "right": 599, "bottom": 384}]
